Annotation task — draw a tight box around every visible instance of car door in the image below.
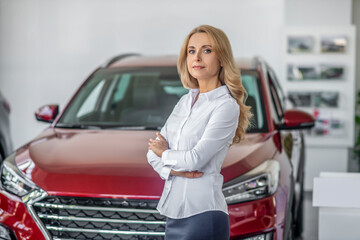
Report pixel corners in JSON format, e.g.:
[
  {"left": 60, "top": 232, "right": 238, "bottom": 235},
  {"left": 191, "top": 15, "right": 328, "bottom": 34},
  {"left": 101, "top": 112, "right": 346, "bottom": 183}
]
[{"left": 267, "top": 66, "right": 305, "bottom": 238}]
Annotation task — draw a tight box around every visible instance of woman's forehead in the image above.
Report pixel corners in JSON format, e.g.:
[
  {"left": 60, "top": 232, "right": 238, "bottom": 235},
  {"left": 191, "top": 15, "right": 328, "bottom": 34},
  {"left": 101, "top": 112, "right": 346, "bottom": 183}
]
[{"left": 188, "top": 32, "right": 213, "bottom": 47}]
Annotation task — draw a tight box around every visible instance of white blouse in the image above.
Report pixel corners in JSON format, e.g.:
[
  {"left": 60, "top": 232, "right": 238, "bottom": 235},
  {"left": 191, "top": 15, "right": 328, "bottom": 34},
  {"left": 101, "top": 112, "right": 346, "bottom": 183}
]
[{"left": 147, "top": 85, "right": 240, "bottom": 219}]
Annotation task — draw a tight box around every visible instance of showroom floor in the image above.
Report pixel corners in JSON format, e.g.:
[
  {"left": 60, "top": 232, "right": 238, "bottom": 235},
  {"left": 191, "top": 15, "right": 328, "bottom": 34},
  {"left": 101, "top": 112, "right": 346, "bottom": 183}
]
[{"left": 298, "top": 191, "right": 318, "bottom": 240}]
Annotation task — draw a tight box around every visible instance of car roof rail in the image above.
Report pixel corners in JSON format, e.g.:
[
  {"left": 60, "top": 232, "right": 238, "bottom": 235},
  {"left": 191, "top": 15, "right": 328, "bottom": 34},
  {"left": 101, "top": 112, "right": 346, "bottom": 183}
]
[
  {"left": 101, "top": 53, "right": 140, "bottom": 68},
  {"left": 252, "top": 56, "right": 263, "bottom": 68}
]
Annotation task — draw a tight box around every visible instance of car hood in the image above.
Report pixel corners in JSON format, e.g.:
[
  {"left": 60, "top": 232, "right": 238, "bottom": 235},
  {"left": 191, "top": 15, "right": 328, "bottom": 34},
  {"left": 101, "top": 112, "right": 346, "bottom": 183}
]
[{"left": 15, "top": 128, "right": 276, "bottom": 198}]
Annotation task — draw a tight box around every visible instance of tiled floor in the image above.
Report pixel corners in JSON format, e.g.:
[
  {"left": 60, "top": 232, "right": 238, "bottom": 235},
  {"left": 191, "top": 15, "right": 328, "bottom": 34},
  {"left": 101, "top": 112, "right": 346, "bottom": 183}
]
[{"left": 297, "top": 191, "right": 318, "bottom": 240}]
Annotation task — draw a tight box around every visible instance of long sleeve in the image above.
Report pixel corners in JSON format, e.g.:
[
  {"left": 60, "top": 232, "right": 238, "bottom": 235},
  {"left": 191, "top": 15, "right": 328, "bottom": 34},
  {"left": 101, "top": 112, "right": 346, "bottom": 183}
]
[
  {"left": 146, "top": 122, "right": 173, "bottom": 180},
  {"left": 147, "top": 150, "right": 172, "bottom": 180},
  {"left": 146, "top": 95, "right": 190, "bottom": 180},
  {"left": 162, "top": 100, "right": 239, "bottom": 171}
]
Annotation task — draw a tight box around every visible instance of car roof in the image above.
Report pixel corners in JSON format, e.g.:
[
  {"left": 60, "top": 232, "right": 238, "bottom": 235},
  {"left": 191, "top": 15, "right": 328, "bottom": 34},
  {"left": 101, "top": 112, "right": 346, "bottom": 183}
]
[{"left": 106, "top": 54, "right": 256, "bottom": 70}]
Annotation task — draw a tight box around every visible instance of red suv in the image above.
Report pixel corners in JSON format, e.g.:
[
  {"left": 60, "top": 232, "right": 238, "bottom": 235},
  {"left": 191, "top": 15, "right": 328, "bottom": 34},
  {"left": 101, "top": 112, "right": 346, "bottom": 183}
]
[{"left": 0, "top": 54, "right": 314, "bottom": 240}]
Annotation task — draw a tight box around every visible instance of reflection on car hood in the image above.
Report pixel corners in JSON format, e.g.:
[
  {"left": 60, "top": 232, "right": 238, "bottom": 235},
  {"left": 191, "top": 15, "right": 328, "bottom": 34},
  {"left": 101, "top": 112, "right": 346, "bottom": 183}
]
[
  {"left": 28, "top": 128, "right": 155, "bottom": 176},
  {"left": 14, "top": 128, "right": 275, "bottom": 198}
]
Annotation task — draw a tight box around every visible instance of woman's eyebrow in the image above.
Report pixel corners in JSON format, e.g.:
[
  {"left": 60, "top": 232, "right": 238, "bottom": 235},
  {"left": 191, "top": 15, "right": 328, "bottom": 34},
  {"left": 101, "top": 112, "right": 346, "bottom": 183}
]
[{"left": 188, "top": 45, "right": 212, "bottom": 48}]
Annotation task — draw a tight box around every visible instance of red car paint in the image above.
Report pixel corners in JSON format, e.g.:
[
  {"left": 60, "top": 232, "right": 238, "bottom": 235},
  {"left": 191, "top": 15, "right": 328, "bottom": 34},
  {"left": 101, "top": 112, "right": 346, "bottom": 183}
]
[{"left": 0, "top": 55, "right": 314, "bottom": 240}]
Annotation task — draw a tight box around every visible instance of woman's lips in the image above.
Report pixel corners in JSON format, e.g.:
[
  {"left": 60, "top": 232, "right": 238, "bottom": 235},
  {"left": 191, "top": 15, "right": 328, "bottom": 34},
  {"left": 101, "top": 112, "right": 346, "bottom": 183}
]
[{"left": 193, "top": 66, "right": 205, "bottom": 70}]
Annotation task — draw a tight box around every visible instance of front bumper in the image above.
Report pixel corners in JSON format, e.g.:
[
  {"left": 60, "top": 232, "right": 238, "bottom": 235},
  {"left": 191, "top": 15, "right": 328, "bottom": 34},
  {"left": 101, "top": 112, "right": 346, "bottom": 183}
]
[
  {"left": 0, "top": 191, "right": 285, "bottom": 240},
  {"left": 229, "top": 194, "right": 285, "bottom": 240},
  {"left": 0, "top": 192, "right": 45, "bottom": 240},
  {"left": 0, "top": 190, "right": 166, "bottom": 240}
]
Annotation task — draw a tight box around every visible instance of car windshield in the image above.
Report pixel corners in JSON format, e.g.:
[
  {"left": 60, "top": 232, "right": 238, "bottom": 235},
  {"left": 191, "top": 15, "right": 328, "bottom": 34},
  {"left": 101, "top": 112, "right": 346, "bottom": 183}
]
[{"left": 57, "top": 67, "right": 266, "bottom": 132}]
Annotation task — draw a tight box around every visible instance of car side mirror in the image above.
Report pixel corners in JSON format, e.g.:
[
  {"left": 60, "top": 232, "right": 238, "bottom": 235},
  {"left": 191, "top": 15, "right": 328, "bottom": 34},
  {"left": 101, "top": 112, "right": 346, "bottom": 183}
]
[
  {"left": 35, "top": 104, "right": 59, "bottom": 123},
  {"left": 277, "top": 109, "right": 315, "bottom": 130}
]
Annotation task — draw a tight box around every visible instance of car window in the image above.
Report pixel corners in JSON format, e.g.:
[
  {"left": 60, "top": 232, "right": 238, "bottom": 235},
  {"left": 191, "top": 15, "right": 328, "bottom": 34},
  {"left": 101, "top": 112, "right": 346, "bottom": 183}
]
[
  {"left": 58, "top": 67, "right": 186, "bottom": 128},
  {"left": 113, "top": 74, "right": 131, "bottom": 102},
  {"left": 57, "top": 67, "right": 267, "bottom": 132},
  {"left": 242, "top": 72, "right": 264, "bottom": 130},
  {"left": 267, "top": 68, "right": 285, "bottom": 120},
  {"left": 77, "top": 80, "right": 105, "bottom": 119}
]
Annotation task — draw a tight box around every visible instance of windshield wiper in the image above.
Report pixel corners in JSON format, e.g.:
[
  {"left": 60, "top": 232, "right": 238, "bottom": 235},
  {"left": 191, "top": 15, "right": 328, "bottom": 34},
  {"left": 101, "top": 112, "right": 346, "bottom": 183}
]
[
  {"left": 56, "top": 123, "right": 161, "bottom": 130},
  {"left": 55, "top": 123, "right": 102, "bottom": 130},
  {"left": 102, "top": 125, "right": 161, "bottom": 130}
]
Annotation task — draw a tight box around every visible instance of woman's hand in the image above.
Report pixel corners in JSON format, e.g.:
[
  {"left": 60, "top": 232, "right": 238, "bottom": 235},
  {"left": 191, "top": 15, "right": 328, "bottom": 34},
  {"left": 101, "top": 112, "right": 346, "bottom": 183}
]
[
  {"left": 149, "top": 132, "right": 203, "bottom": 179},
  {"left": 170, "top": 170, "right": 203, "bottom": 178},
  {"left": 148, "top": 132, "right": 169, "bottom": 157}
]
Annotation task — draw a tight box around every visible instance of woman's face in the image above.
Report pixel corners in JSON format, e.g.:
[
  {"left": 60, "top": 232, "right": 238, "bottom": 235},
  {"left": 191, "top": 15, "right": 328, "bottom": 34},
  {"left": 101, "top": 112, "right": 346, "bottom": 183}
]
[{"left": 186, "top": 33, "right": 221, "bottom": 82}]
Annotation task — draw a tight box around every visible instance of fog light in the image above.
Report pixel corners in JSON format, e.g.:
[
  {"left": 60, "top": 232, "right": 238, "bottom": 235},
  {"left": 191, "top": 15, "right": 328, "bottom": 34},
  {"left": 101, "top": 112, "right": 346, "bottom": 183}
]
[
  {"left": 0, "top": 224, "right": 14, "bottom": 240},
  {"left": 240, "top": 231, "right": 273, "bottom": 240}
]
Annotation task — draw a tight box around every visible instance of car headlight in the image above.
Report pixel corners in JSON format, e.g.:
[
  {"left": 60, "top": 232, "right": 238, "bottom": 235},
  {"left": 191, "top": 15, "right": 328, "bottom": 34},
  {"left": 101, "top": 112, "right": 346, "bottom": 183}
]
[
  {"left": 222, "top": 160, "right": 280, "bottom": 205},
  {"left": 0, "top": 152, "right": 37, "bottom": 197}
]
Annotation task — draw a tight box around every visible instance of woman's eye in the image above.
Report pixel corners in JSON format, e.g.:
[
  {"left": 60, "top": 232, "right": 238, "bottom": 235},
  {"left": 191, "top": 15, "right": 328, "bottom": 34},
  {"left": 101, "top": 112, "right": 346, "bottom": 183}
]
[
  {"left": 204, "top": 49, "right": 212, "bottom": 54},
  {"left": 188, "top": 49, "right": 195, "bottom": 54}
]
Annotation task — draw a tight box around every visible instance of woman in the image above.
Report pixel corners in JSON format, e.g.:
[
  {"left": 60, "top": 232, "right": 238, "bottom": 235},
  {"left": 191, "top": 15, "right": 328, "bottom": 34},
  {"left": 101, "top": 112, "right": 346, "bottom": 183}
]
[{"left": 147, "top": 25, "right": 251, "bottom": 240}]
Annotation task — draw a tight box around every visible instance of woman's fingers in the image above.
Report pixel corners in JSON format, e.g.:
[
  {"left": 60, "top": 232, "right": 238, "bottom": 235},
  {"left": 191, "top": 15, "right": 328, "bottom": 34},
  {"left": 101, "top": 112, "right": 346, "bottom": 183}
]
[
  {"left": 149, "top": 138, "right": 159, "bottom": 146},
  {"left": 156, "top": 132, "right": 166, "bottom": 142},
  {"left": 171, "top": 170, "right": 203, "bottom": 178},
  {"left": 186, "top": 171, "right": 204, "bottom": 178}
]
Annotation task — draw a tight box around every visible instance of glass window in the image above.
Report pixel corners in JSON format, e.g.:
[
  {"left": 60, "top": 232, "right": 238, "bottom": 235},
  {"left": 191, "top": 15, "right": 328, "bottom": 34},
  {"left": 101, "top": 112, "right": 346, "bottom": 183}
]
[
  {"left": 242, "top": 72, "right": 265, "bottom": 130},
  {"left": 58, "top": 67, "right": 186, "bottom": 129},
  {"left": 267, "top": 68, "right": 285, "bottom": 120},
  {"left": 77, "top": 80, "right": 105, "bottom": 119},
  {"left": 57, "top": 67, "right": 267, "bottom": 133}
]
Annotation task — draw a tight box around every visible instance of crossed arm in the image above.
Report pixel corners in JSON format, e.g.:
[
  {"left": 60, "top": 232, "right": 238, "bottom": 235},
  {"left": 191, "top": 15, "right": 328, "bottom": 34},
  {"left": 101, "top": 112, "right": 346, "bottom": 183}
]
[
  {"left": 147, "top": 101, "right": 239, "bottom": 180},
  {"left": 148, "top": 132, "right": 203, "bottom": 179}
]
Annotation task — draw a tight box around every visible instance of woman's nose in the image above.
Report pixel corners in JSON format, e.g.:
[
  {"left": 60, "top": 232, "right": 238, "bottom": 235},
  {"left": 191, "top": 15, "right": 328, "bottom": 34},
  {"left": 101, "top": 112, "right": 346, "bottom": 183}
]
[{"left": 195, "top": 52, "right": 201, "bottom": 61}]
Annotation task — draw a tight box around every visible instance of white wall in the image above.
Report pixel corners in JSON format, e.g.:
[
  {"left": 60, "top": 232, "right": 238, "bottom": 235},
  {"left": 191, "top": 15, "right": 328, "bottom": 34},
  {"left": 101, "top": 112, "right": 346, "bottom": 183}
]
[
  {"left": 285, "top": 0, "right": 352, "bottom": 25},
  {"left": 0, "top": 0, "right": 285, "bottom": 149},
  {"left": 284, "top": 0, "right": 354, "bottom": 190}
]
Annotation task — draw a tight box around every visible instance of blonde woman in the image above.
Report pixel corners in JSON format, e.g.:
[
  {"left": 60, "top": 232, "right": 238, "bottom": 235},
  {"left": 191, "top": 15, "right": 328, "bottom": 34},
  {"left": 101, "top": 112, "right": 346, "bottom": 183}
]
[{"left": 147, "top": 25, "right": 251, "bottom": 240}]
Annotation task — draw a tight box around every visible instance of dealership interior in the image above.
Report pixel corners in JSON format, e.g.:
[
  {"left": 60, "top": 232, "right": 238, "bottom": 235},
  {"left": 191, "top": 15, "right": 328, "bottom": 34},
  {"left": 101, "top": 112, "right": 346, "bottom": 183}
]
[{"left": 1, "top": 0, "right": 360, "bottom": 240}]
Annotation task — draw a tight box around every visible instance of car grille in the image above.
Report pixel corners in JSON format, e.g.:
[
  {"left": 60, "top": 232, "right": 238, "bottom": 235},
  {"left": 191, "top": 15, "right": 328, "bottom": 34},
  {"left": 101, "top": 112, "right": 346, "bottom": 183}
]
[{"left": 32, "top": 196, "right": 166, "bottom": 240}]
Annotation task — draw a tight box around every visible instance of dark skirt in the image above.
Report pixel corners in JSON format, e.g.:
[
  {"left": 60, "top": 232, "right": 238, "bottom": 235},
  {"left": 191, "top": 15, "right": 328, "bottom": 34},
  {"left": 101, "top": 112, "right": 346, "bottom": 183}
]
[{"left": 165, "top": 211, "right": 230, "bottom": 240}]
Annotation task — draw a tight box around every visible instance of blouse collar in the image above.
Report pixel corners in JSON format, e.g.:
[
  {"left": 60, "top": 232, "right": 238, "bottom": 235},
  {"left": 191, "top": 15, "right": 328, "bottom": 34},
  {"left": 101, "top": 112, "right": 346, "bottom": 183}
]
[{"left": 189, "top": 85, "right": 230, "bottom": 101}]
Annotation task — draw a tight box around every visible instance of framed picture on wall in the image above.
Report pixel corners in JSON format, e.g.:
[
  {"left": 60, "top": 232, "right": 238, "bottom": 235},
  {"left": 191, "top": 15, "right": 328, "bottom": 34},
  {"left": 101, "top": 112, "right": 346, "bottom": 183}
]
[
  {"left": 288, "top": 91, "right": 339, "bottom": 108},
  {"left": 312, "top": 118, "right": 331, "bottom": 136},
  {"left": 283, "top": 26, "right": 356, "bottom": 147},
  {"left": 321, "top": 35, "right": 347, "bottom": 53},
  {"left": 313, "top": 92, "right": 339, "bottom": 108},
  {"left": 310, "top": 109, "right": 345, "bottom": 136},
  {"left": 319, "top": 64, "right": 345, "bottom": 80},
  {"left": 287, "top": 64, "right": 317, "bottom": 80},
  {"left": 288, "top": 92, "right": 312, "bottom": 107},
  {"left": 287, "top": 36, "right": 314, "bottom": 53},
  {"left": 311, "top": 119, "right": 345, "bottom": 136},
  {"left": 329, "top": 119, "right": 345, "bottom": 135}
]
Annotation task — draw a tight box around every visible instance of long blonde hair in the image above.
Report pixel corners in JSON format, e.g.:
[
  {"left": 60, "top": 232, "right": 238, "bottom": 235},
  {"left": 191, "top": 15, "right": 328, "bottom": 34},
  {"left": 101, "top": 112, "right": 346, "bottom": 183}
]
[{"left": 177, "top": 25, "right": 252, "bottom": 143}]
